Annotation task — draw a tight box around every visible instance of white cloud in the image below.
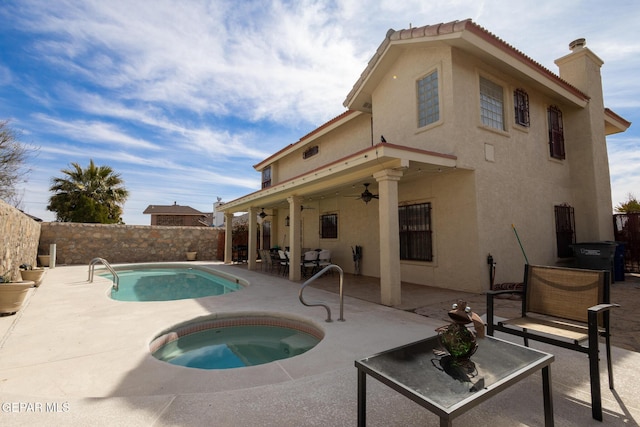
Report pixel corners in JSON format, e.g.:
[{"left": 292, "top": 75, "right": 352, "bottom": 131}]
[
  {"left": 4, "top": 0, "right": 640, "bottom": 224},
  {"left": 33, "top": 114, "right": 160, "bottom": 150}
]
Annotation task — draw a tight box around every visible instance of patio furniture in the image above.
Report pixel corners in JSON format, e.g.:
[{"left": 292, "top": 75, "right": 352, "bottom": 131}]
[
  {"left": 356, "top": 334, "right": 554, "bottom": 426},
  {"left": 277, "top": 250, "right": 289, "bottom": 276},
  {"left": 486, "top": 264, "right": 617, "bottom": 421},
  {"left": 301, "top": 250, "right": 319, "bottom": 277},
  {"left": 260, "top": 249, "right": 275, "bottom": 273},
  {"left": 316, "top": 249, "right": 332, "bottom": 275}
]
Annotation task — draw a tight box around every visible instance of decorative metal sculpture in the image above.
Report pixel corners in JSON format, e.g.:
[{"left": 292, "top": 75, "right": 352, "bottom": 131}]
[{"left": 433, "top": 300, "right": 486, "bottom": 390}]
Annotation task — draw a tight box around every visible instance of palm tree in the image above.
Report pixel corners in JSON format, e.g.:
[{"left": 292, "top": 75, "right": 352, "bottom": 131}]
[
  {"left": 615, "top": 193, "right": 640, "bottom": 213},
  {"left": 47, "top": 159, "right": 129, "bottom": 223}
]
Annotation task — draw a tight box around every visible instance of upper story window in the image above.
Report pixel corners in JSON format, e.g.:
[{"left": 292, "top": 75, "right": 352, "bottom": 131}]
[
  {"left": 399, "top": 202, "right": 432, "bottom": 261},
  {"left": 261, "top": 166, "right": 271, "bottom": 189},
  {"left": 320, "top": 213, "right": 338, "bottom": 239},
  {"left": 479, "top": 76, "right": 505, "bottom": 131},
  {"left": 514, "top": 89, "right": 530, "bottom": 127},
  {"left": 547, "top": 106, "right": 565, "bottom": 159},
  {"left": 417, "top": 70, "right": 439, "bottom": 128}
]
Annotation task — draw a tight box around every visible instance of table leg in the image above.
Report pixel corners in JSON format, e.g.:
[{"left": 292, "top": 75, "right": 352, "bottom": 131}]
[
  {"left": 357, "top": 369, "right": 366, "bottom": 427},
  {"left": 542, "top": 365, "right": 554, "bottom": 427},
  {"left": 440, "top": 416, "right": 453, "bottom": 427}
]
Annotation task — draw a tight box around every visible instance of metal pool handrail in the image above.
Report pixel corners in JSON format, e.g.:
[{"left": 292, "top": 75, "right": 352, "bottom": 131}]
[
  {"left": 299, "top": 264, "right": 345, "bottom": 322},
  {"left": 88, "top": 257, "right": 120, "bottom": 291}
]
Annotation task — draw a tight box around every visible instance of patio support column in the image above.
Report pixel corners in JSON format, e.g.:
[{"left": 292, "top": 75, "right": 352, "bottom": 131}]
[
  {"left": 224, "top": 212, "right": 234, "bottom": 264},
  {"left": 374, "top": 169, "right": 404, "bottom": 306},
  {"left": 287, "top": 196, "right": 303, "bottom": 281},
  {"left": 248, "top": 207, "right": 258, "bottom": 270}
]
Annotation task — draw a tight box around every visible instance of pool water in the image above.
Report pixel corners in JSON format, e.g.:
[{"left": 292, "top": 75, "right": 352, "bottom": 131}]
[
  {"left": 153, "top": 325, "right": 320, "bottom": 369},
  {"left": 105, "top": 267, "right": 243, "bottom": 301},
  {"left": 150, "top": 315, "right": 324, "bottom": 369}
]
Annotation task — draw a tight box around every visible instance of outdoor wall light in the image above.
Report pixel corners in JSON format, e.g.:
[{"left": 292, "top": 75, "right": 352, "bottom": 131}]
[{"left": 285, "top": 216, "right": 290, "bottom": 227}]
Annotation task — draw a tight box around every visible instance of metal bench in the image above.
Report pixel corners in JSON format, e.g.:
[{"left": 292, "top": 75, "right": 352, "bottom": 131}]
[{"left": 486, "top": 264, "right": 618, "bottom": 421}]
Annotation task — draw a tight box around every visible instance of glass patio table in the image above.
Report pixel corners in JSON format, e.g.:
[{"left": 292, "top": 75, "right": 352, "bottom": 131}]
[{"left": 355, "top": 334, "right": 554, "bottom": 427}]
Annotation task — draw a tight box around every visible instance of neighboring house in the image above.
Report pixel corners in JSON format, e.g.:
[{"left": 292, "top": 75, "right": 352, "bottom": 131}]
[
  {"left": 218, "top": 20, "right": 631, "bottom": 306},
  {"left": 143, "top": 202, "right": 210, "bottom": 227}
]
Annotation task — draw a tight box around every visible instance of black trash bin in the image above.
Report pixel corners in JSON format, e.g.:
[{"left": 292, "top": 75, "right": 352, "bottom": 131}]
[
  {"left": 570, "top": 241, "right": 617, "bottom": 282},
  {"left": 611, "top": 241, "right": 626, "bottom": 282}
]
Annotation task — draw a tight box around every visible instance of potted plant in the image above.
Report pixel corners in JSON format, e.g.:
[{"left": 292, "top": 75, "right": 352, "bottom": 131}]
[
  {"left": 0, "top": 271, "right": 35, "bottom": 315},
  {"left": 38, "top": 254, "right": 51, "bottom": 267},
  {"left": 19, "top": 264, "right": 46, "bottom": 287},
  {"left": 185, "top": 250, "right": 197, "bottom": 261}
]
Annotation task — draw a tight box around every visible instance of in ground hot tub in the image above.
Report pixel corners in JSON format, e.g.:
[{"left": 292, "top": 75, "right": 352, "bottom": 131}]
[{"left": 150, "top": 313, "right": 324, "bottom": 369}]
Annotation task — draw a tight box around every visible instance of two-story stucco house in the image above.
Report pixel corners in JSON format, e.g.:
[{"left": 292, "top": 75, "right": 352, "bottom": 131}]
[{"left": 219, "top": 19, "right": 630, "bottom": 306}]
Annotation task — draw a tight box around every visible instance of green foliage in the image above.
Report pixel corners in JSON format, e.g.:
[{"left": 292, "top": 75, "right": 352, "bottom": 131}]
[
  {"left": 47, "top": 159, "right": 129, "bottom": 223},
  {"left": 615, "top": 193, "right": 640, "bottom": 213}
]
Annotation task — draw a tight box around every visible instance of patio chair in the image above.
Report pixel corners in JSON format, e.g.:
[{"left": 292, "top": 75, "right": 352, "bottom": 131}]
[
  {"left": 260, "top": 249, "right": 274, "bottom": 273},
  {"left": 301, "top": 250, "right": 319, "bottom": 277},
  {"left": 486, "top": 264, "right": 618, "bottom": 421},
  {"left": 277, "top": 250, "right": 289, "bottom": 276},
  {"left": 317, "top": 249, "right": 332, "bottom": 274}
]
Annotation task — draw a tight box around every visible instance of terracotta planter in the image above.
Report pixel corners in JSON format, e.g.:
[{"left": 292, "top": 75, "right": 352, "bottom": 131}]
[
  {"left": 20, "top": 269, "right": 46, "bottom": 287},
  {"left": 186, "top": 252, "right": 197, "bottom": 261},
  {"left": 0, "top": 282, "right": 35, "bottom": 315},
  {"left": 38, "top": 255, "right": 50, "bottom": 267}
]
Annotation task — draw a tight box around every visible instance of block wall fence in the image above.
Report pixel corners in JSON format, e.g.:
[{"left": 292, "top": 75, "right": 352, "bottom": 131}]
[
  {"left": 2, "top": 200, "right": 222, "bottom": 277},
  {"left": 1, "top": 200, "right": 41, "bottom": 281}
]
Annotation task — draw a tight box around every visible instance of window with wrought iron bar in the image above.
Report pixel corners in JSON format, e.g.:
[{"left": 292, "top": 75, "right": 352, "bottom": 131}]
[
  {"left": 261, "top": 166, "right": 271, "bottom": 189},
  {"left": 547, "top": 106, "right": 565, "bottom": 159},
  {"left": 514, "top": 89, "right": 530, "bottom": 127},
  {"left": 417, "top": 70, "right": 439, "bottom": 128},
  {"left": 320, "top": 213, "right": 338, "bottom": 239},
  {"left": 399, "top": 202, "right": 432, "bottom": 261},
  {"left": 479, "top": 76, "right": 505, "bottom": 131}
]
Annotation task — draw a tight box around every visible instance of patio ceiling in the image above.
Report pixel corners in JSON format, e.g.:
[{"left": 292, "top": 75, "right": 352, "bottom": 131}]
[{"left": 220, "top": 142, "right": 457, "bottom": 214}]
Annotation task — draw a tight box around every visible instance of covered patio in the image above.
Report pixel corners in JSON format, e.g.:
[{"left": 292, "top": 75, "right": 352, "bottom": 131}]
[{"left": 219, "top": 141, "right": 457, "bottom": 307}]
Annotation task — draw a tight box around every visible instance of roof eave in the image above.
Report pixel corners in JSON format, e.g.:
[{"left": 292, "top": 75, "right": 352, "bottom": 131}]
[
  {"left": 252, "top": 110, "right": 363, "bottom": 171},
  {"left": 605, "top": 108, "right": 632, "bottom": 135},
  {"left": 344, "top": 19, "right": 590, "bottom": 111},
  {"left": 220, "top": 143, "right": 457, "bottom": 213}
]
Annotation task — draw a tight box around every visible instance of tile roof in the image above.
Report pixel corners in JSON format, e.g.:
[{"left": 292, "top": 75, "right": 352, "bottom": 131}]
[
  {"left": 344, "top": 19, "right": 588, "bottom": 107},
  {"left": 143, "top": 204, "right": 205, "bottom": 215}
]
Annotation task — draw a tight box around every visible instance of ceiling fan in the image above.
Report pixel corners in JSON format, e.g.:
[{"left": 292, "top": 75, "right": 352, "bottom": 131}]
[
  {"left": 258, "top": 208, "right": 274, "bottom": 219},
  {"left": 353, "top": 183, "right": 379, "bottom": 204}
]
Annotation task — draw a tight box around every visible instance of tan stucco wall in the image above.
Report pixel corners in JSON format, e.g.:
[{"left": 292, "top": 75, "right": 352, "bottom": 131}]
[
  {"left": 367, "top": 45, "right": 614, "bottom": 287},
  {"left": 273, "top": 113, "right": 373, "bottom": 184},
  {"left": 249, "top": 41, "right": 617, "bottom": 295}
]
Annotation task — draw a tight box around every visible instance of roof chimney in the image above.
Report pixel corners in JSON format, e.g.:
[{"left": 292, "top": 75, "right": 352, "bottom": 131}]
[{"left": 569, "top": 38, "right": 586, "bottom": 51}]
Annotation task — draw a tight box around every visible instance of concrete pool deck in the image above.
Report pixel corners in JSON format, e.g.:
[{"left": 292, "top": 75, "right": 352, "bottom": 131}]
[{"left": 0, "top": 262, "right": 639, "bottom": 426}]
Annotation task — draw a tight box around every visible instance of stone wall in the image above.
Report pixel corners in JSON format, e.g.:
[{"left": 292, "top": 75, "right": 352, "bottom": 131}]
[
  {"left": 0, "top": 200, "right": 41, "bottom": 281},
  {"left": 39, "top": 222, "right": 222, "bottom": 265}
]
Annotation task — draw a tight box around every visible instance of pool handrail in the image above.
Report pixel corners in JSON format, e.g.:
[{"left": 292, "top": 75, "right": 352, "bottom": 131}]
[
  {"left": 299, "top": 264, "right": 345, "bottom": 322},
  {"left": 88, "top": 257, "right": 120, "bottom": 291}
]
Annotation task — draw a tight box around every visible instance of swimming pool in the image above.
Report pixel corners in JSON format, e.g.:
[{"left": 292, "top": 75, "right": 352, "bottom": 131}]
[
  {"left": 103, "top": 264, "right": 245, "bottom": 302},
  {"left": 150, "top": 314, "right": 324, "bottom": 369}
]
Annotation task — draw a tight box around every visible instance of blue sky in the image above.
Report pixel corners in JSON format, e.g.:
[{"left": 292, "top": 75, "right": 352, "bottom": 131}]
[{"left": 1, "top": 0, "right": 638, "bottom": 225}]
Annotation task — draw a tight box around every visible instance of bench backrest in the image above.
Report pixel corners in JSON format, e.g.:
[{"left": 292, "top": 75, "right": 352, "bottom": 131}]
[{"left": 524, "top": 264, "right": 609, "bottom": 323}]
